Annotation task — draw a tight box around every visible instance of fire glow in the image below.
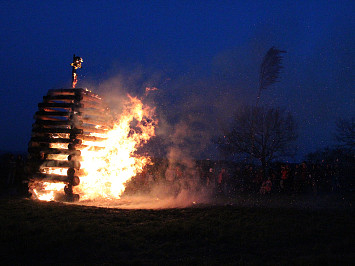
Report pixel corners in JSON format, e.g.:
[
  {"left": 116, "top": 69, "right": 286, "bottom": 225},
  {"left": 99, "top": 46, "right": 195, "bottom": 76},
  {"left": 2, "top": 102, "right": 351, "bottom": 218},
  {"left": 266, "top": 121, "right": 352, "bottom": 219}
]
[{"left": 31, "top": 95, "right": 156, "bottom": 201}]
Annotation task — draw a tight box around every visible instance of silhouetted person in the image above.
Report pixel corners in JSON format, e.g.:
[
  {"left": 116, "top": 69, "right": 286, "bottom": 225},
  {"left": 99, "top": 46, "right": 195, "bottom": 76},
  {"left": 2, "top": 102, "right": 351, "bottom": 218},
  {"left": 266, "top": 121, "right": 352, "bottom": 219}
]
[
  {"left": 293, "top": 164, "right": 302, "bottom": 194},
  {"left": 280, "top": 165, "right": 289, "bottom": 192},
  {"left": 217, "top": 168, "right": 226, "bottom": 195},
  {"left": 260, "top": 177, "right": 272, "bottom": 194}
]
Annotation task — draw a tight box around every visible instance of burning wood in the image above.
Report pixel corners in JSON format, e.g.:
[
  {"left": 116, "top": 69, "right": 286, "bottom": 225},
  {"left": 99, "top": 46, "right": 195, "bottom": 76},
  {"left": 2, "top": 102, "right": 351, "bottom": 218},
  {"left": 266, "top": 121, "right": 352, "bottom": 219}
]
[
  {"left": 75, "top": 134, "right": 107, "bottom": 142},
  {"left": 78, "top": 108, "right": 107, "bottom": 117},
  {"left": 28, "top": 57, "right": 157, "bottom": 202},
  {"left": 28, "top": 82, "right": 113, "bottom": 201},
  {"left": 34, "top": 115, "right": 69, "bottom": 122},
  {"left": 43, "top": 96, "right": 79, "bottom": 104},
  {"left": 28, "top": 147, "right": 81, "bottom": 156},
  {"left": 39, "top": 160, "right": 80, "bottom": 169},
  {"left": 76, "top": 126, "right": 108, "bottom": 134}
]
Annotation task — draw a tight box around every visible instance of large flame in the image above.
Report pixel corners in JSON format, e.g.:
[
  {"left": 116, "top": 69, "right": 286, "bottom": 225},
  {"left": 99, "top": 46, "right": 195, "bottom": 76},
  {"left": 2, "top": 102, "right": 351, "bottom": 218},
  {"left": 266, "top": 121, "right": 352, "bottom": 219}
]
[
  {"left": 75, "top": 95, "right": 156, "bottom": 200},
  {"left": 31, "top": 183, "right": 66, "bottom": 201},
  {"left": 31, "top": 95, "right": 156, "bottom": 201}
]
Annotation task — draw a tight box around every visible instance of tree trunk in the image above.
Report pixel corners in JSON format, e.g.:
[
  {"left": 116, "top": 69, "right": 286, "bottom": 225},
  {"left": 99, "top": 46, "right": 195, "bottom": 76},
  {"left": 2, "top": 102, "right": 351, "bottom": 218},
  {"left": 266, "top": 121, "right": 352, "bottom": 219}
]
[{"left": 261, "top": 156, "right": 267, "bottom": 181}]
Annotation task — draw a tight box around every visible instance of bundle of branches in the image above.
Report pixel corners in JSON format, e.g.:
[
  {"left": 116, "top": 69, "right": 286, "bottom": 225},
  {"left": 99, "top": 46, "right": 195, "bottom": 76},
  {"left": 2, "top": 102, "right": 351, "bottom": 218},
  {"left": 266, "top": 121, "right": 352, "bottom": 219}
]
[{"left": 257, "top": 47, "right": 286, "bottom": 104}]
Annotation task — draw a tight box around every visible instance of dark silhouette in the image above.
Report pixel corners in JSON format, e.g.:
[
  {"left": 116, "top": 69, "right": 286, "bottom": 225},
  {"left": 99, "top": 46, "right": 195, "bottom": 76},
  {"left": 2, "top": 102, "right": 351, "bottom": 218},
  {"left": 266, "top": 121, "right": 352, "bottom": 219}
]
[
  {"left": 217, "top": 105, "right": 297, "bottom": 177},
  {"left": 256, "top": 46, "right": 286, "bottom": 105}
]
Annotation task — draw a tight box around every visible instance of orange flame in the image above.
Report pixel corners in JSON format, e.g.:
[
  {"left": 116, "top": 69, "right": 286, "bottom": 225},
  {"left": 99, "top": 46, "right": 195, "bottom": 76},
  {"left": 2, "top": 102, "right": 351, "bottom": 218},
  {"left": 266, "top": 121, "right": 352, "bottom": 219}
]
[
  {"left": 31, "top": 182, "right": 66, "bottom": 201},
  {"left": 75, "top": 95, "right": 156, "bottom": 200},
  {"left": 31, "top": 94, "right": 156, "bottom": 201}
]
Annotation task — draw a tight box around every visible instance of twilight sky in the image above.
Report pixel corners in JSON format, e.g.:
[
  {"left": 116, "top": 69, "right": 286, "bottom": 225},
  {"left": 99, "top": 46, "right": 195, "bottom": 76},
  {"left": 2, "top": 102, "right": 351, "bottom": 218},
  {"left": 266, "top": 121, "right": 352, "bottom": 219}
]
[{"left": 0, "top": 1, "right": 354, "bottom": 161}]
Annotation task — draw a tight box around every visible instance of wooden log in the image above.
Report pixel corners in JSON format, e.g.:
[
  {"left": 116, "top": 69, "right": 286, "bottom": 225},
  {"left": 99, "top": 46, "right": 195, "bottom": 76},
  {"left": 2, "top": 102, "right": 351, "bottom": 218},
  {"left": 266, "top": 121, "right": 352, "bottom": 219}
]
[
  {"left": 35, "top": 115, "right": 69, "bottom": 122},
  {"left": 76, "top": 126, "right": 108, "bottom": 134},
  {"left": 41, "top": 108, "right": 71, "bottom": 113},
  {"left": 28, "top": 142, "right": 50, "bottom": 148},
  {"left": 81, "top": 94, "right": 102, "bottom": 103},
  {"left": 38, "top": 102, "right": 82, "bottom": 109},
  {"left": 35, "top": 110, "right": 72, "bottom": 117},
  {"left": 80, "top": 96, "right": 104, "bottom": 104},
  {"left": 31, "top": 173, "right": 81, "bottom": 186},
  {"left": 78, "top": 108, "right": 110, "bottom": 118},
  {"left": 68, "top": 143, "right": 105, "bottom": 151},
  {"left": 40, "top": 160, "right": 80, "bottom": 169},
  {"left": 47, "top": 88, "right": 100, "bottom": 97},
  {"left": 80, "top": 119, "right": 112, "bottom": 128},
  {"left": 30, "top": 137, "right": 81, "bottom": 144},
  {"left": 80, "top": 115, "right": 111, "bottom": 124},
  {"left": 28, "top": 147, "right": 81, "bottom": 156},
  {"left": 80, "top": 102, "right": 107, "bottom": 110},
  {"left": 36, "top": 168, "right": 86, "bottom": 177},
  {"left": 43, "top": 94, "right": 82, "bottom": 102},
  {"left": 31, "top": 127, "right": 83, "bottom": 134},
  {"left": 31, "top": 132, "right": 70, "bottom": 139},
  {"left": 29, "top": 141, "right": 69, "bottom": 150},
  {"left": 75, "top": 122, "right": 110, "bottom": 131},
  {"left": 47, "top": 88, "right": 102, "bottom": 100},
  {"left": 76, "top": 134, "right": 107, "bottom": 142},
  {"left": 68, "top": 155, "right": 83, "bottom": 162},
  {"left": 80, "top": 115, "right": 112, "bottom": 124},
  {"left": 31, "top": 173, "right": 70, "bottom": 183},
  {"left": 33, "top": 120, "right": 80, "bottom": 126}
]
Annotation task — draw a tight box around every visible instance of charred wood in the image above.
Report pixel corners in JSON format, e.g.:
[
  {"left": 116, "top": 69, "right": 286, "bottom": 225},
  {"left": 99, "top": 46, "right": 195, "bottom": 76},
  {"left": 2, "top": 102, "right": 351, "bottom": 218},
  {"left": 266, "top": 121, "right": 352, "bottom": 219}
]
[
  {"left": 38, "top": 102, "right": 82, "bottom": 109},
  {"left": 28, "top": 147, "right": 81, "bottom": 156},
  {"left": 30, "top": 137, "right": 82, "bottom": 144},
  {"left": 31, "top": 127, "right": 83, "bottom": 134},
  {"left": 39, "top": 160, "right": 80, "bottom": 169},
  {"left": 35, "top": 110, "right": 71, "bottom": 117},
  {"left": 35, "top": 115, "right": 69, "bottom": 122},
  {"left": 31, "top": 173, "right": 81, "bottom": 186},
  {"left": 81, "top": 94, "right": 102, "bottom": 104},
  {"left": 33, "top": 120, "right": 81, "bottom": 126},
  {"left": 43, "top": 94, "right": 82, "bottom": 102},
  {"left": 80, "top": 102, "right": 107, "bottom": 110}
]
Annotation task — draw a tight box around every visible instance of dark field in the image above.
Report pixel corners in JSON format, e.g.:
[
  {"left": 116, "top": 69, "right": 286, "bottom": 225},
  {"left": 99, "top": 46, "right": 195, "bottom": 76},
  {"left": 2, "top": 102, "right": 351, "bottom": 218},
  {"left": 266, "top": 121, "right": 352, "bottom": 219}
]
[{"left": 0, "top": 195, "right": 354, "bottom": 265}]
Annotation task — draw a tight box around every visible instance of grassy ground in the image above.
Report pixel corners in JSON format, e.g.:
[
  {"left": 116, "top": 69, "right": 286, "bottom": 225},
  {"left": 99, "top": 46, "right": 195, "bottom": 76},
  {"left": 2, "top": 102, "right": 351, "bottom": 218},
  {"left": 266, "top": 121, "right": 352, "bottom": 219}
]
[{"left": 0, "top": 195, "right": 354, "bottom": 265}]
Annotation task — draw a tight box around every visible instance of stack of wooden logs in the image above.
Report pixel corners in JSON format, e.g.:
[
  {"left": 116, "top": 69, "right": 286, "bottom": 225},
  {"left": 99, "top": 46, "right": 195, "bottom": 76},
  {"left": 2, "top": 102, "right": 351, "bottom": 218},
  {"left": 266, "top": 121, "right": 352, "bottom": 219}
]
[{"left": 27, "top": 88, "right": 111, "bottom": 201}]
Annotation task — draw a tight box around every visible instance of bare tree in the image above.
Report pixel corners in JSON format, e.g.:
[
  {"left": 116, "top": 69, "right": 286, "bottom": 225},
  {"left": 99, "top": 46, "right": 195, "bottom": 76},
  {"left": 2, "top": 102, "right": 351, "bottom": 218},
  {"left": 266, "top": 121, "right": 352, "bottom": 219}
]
[
  {"left": 217, "top": 47, "right": 293, "bottom": 176},
  {"left": 217, "top": 105, "right": 297, "bottom": 175},
  {"left": 335, "top": 117, "right": 355, "bottom": 151},
  {"left": 256, "top": 47, "right": 286, "bottom": 105}
]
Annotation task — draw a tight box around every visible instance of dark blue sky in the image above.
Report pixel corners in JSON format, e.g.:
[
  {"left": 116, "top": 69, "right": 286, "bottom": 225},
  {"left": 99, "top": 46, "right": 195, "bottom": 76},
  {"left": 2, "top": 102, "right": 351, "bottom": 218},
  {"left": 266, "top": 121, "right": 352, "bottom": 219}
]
[{"left": 0, "top": 1, "right": 354, "bottom": 160}]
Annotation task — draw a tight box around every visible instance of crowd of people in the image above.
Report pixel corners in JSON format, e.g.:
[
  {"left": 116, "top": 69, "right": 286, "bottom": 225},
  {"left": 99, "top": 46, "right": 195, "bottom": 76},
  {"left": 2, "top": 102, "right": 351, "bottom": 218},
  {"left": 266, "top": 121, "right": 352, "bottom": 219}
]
[
  {"left": 0, "top": 152, "right": 351, "bottom": 197},
  {"left": 219, "top": 162, "right": 344, "bottom": 196},
  {"left": 127, "top": 159, "right": 349, "bottom": 197}
]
